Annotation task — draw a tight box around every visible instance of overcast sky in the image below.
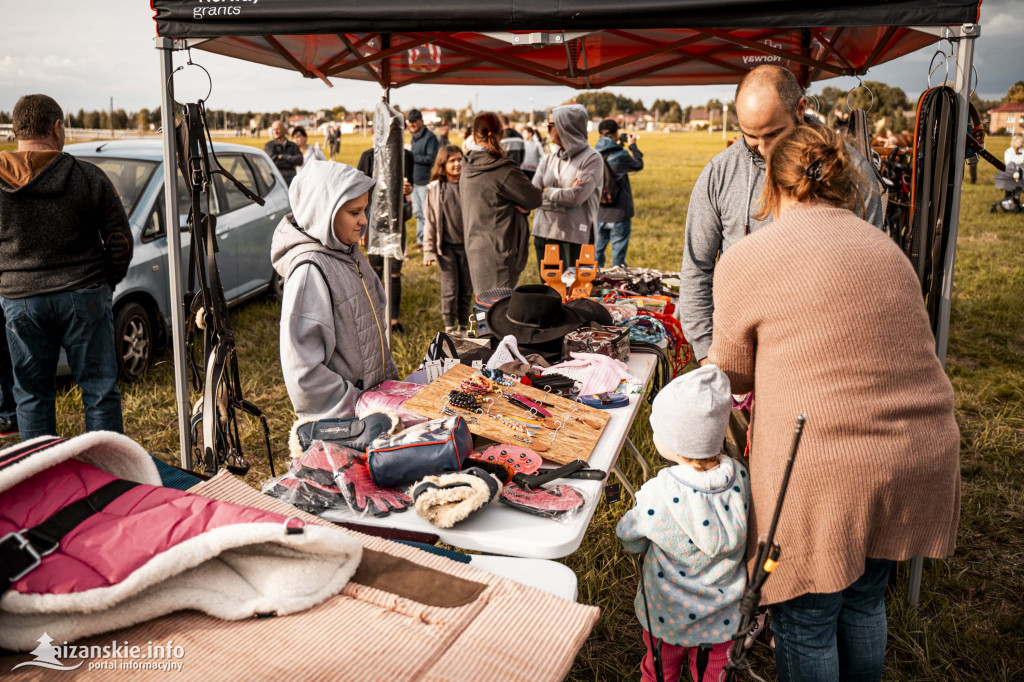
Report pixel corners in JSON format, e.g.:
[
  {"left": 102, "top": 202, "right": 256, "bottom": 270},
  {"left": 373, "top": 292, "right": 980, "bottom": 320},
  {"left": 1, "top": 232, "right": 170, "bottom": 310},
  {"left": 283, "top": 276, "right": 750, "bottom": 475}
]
[{"left": 1, "top": 0, "right": 1019, "bottom": 116}]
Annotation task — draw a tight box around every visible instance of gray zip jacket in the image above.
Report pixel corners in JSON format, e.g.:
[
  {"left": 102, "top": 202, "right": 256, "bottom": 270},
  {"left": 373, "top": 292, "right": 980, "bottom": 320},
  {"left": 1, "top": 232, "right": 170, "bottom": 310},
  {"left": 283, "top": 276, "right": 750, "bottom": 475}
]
[
  {"left": 531, "top": 104, "right": 603, "bottom": 245},
  {"left": 679, "top": 132, "right": 884, "bottom": 360},
  {"left": 271, "top": 161, "right": 398, "bottom": 419}
]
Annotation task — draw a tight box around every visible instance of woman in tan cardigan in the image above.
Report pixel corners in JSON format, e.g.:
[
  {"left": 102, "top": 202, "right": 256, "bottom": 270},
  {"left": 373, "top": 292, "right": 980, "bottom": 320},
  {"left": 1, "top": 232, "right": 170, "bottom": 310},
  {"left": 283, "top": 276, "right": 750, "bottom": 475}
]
[{"left": 707, "top": 124, "right": 960, "bottom": 682}]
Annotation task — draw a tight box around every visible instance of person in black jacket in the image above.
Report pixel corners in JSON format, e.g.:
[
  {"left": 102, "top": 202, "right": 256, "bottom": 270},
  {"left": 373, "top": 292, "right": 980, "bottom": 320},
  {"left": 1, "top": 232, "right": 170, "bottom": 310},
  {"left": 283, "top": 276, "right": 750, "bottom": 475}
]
[
  {"left": 408, "top": 109, "right": 439, "bottom": 250},
  {"left": 0, "top": 94, "right": 133, "bottom": 440},
  {"left": 594, "top": 119, "right": 644, "bottom": 268},
  {"left": 461, "top": 113, "right": 543, "bottom": 293},
  {"left": 264, "top": 120, "right": 303, "bottom": 185}
]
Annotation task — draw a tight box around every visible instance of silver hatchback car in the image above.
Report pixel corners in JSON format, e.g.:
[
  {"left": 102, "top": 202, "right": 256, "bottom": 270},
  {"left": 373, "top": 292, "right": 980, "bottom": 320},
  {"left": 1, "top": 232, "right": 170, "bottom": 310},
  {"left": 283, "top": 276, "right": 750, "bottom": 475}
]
[{"left": 62, "top": 140, "right": 290, "bottom": 380}]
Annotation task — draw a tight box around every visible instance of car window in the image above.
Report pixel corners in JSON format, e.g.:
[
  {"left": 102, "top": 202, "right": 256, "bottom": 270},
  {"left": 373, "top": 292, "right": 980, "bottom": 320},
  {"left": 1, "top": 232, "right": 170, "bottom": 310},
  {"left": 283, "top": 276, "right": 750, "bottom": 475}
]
[
  {"left": 248, "top": 154, "right": 277, "bottom": 195},
  {"left": 214, "top": 154, "right": 261, "bottom": 214},
  {"left": 79, "top": 157, "right": 158, "bottom": 215},
  {"left": 142, "top": 198, "right": 165, "bottom": 241}
]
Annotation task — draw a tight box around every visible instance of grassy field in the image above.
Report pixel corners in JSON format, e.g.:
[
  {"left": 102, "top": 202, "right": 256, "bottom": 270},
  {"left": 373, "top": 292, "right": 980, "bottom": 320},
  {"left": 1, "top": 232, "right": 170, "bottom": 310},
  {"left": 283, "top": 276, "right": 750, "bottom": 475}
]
[{"left": 8, "top": 130, "right": 1022, "bottom": 680}]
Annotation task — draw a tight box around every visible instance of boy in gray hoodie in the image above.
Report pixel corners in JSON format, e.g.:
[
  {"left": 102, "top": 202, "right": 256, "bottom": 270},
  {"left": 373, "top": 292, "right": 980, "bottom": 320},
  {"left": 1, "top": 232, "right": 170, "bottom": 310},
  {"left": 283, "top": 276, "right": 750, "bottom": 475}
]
[
  {"left": 531, "top": 104, "right": 603, "bottom": 272},
  {"left": 271, "top": 161, "right": 398, "bottom": 420}
]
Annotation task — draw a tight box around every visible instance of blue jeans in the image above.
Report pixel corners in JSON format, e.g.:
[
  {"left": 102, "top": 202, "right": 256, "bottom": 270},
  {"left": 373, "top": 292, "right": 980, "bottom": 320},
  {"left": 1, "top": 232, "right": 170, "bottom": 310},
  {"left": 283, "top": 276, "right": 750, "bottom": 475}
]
[
  {"left": 771, "top": 558, "right": 893, "bottom": 682},
  {"left": 0, "top": 307, "right": 16, "bottom": 422},
  {"left": 1, "top": 285, "right": 123, "bottom": 440},
  {"left": 595, "top": 220, "right": 631, "bottom": 268},
  {"left": 412, "top": 184, "right": 428, "bottom": 245}
]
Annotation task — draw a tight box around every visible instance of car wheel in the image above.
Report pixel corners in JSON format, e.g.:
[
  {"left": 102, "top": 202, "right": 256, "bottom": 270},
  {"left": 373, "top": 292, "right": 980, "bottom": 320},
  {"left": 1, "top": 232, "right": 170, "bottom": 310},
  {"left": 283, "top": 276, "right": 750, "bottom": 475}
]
[
  {"left": 270, "top": 271, "right": 284, "bottom": 302},
  {"left": 115, "top": 302, "right": 152, "bottom": 382}
]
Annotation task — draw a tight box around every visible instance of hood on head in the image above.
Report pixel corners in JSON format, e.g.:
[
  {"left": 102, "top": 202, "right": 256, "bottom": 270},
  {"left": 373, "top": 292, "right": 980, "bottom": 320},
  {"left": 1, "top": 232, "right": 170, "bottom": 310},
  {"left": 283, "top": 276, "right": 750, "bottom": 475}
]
[
  {"left": 551, "top": 104, "right": 591, "bottom": 157},
  {"left": 271, "top": 161, "right": 373, "bottom": 277},
  {"left": 288, "top": 160, "right": 374, "bottom": 249}
]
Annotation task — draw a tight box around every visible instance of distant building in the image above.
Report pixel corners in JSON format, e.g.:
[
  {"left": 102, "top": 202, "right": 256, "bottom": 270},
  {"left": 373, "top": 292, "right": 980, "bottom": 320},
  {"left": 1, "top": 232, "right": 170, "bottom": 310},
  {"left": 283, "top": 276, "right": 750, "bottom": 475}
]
[
  {"left": 687, "top": 107, "right": 722, "bottom": 130},
  {"left": 287, "top": 114, "right": 314, "bottom": 129},
  {"left": 989, "top": 102, "right": 1024, "bottom": 135}
]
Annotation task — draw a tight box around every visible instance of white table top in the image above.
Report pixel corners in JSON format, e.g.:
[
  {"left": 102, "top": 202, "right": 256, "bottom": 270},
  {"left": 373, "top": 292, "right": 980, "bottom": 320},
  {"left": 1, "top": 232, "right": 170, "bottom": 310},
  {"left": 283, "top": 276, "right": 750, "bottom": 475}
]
[{"left": 321, "top": 353, "right": 658, "bottom": 559}]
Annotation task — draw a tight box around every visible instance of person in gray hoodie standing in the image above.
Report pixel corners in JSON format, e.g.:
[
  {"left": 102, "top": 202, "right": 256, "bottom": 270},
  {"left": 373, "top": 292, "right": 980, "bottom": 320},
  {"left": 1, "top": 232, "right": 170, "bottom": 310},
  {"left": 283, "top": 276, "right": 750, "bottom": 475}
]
[
  {"left": 271, "top": 160, "right": 398, "bottom": 420},
  {"left": 532, "top": 104, "right": 603, "bottom": 273},
  {"left": 460, "top": 112, "right": 543, "bottom": 293},
  {"left": 679, "top": 65, "right": 882, "bottom": 459}
]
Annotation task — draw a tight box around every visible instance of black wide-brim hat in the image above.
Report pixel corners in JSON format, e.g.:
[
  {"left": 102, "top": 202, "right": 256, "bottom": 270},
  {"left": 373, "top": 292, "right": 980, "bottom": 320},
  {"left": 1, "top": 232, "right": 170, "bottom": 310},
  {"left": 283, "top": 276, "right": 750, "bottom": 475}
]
[{"left": 486, "top": 285, "right": 583, "bottom": 345}]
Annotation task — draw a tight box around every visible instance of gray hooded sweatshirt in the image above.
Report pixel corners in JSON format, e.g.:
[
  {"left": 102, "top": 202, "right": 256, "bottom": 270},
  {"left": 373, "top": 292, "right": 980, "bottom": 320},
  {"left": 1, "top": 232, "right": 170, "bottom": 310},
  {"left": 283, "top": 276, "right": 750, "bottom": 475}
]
[
  {"left": 679, "top": 131, "right": 884, "bottom": 360},
  {"left": 271, "top": 160, "right": 398, "bottom": 420},
  {"left": 531, "top": 104, "right": 603, "bottom": 245}
]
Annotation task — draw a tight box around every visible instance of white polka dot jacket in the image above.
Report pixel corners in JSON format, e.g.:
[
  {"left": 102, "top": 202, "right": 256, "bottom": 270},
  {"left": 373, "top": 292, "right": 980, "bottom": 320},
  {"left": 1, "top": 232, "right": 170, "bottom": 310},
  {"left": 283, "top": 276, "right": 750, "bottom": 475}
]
[{"left": 616, "top": 456, "right": 750, "bottom": 647}]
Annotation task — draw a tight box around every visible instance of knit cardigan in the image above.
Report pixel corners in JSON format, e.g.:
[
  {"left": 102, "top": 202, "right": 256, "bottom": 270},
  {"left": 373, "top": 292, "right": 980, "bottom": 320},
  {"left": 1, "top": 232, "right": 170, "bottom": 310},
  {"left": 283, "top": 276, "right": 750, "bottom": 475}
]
[{"left": 707, "top": 204, "right": 961, "bottom": 605}]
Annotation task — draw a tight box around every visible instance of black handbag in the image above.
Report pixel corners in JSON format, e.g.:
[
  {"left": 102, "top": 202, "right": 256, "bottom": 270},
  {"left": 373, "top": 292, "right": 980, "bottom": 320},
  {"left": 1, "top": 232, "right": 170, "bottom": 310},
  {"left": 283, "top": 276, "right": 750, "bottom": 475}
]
[{"left": 367, "top": 416, "right": 474, "bottom": 488}]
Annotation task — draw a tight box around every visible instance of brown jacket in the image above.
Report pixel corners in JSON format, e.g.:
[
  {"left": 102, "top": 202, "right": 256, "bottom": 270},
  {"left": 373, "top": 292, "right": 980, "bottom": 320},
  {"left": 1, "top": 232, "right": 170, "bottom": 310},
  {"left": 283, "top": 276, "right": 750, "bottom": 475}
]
[{"left": 708, "top": 204, "right": 960, "bottom": 604}]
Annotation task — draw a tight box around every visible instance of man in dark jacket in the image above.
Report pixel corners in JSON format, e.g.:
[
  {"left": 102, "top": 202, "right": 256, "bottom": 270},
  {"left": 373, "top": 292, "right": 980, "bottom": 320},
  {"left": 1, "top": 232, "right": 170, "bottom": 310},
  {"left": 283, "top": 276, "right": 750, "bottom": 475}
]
[
  {"left": 408, "top": 109, "right": 439, "bottom": 249},
  {"left": 0, "top": 94, "right": 133, "bottom": 440},
  {"left": 594, "top": 119, "right": 644, "bottom": 268},
  {"left": 499, "top": 114, "right": 525, "bottom": 167},
  {"left": 264, "top": 120, "right": 303, "bottom": 185}
]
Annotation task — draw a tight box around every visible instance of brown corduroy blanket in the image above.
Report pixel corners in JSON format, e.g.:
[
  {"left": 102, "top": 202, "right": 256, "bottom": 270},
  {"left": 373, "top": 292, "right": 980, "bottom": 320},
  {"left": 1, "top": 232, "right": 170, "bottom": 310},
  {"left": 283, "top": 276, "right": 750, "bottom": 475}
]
[{"left": 2, "top": 472, "right": 599, "bottom": 681}]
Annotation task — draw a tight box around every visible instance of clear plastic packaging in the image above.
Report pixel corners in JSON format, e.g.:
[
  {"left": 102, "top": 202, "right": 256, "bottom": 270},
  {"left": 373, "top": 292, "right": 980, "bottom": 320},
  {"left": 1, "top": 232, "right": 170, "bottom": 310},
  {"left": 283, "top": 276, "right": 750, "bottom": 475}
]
[
  {"left": 357, "top": 380, "right": 429, "bottom": 428},
  {"left": 263, "top": 440, "right": 411, "bottom": 519},
  {"left": 497, "top": 482, "right": 591, "bottom": 524},
  {"left": 365, "top": 99, "right": 405, "bottom": 261}
]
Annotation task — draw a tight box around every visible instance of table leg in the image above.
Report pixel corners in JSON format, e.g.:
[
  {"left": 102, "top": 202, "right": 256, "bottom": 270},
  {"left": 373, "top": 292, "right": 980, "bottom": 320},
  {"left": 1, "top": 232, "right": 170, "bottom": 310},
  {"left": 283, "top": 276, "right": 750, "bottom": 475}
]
[
  {"left": 907, "top": 556, "right": 923, "bottom": 607},
  {"left": 611, "top": 463, "right": 636, "bottom": 503},
  {"left": 624, "top": 437, "right": 651, "bottom": 481}
]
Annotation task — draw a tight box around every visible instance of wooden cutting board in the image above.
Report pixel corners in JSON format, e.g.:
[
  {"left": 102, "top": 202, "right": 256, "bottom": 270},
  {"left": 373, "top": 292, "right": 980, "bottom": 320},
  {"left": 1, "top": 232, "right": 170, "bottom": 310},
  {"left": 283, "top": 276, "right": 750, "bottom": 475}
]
[{"left": 402, "top": 364, "right": 612, "bottom": 465}]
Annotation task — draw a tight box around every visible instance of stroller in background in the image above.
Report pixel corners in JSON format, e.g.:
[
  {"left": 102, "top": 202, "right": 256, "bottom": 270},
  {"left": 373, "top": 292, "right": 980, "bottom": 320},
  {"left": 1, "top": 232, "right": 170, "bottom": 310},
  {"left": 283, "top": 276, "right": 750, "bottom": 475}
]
[{"left": 991, "top": 162, "right": 1022, "bottom": 213}]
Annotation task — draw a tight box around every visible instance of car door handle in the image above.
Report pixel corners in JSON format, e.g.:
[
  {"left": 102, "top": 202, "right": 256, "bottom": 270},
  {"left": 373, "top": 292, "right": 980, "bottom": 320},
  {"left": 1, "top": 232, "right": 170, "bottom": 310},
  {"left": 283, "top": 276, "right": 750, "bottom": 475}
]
[{"left": 265, "top": 211, "right": 277, "bottom": 220}]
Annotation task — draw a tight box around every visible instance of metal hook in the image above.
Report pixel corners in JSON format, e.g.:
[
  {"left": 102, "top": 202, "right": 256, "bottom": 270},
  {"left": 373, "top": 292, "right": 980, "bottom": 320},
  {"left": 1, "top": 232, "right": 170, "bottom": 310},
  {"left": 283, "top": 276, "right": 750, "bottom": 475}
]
[
  {"left": 806, "top": 94, "right": 821, "bottom": 116},
  {"left": 926, "top": 42, "right": 952, "bottom": 89},
  {"left": 844, "top": 77, "right": 874, "bottom": 113},
  {"left": 168, "top": 52, "right": 213, "bottom": 106}
]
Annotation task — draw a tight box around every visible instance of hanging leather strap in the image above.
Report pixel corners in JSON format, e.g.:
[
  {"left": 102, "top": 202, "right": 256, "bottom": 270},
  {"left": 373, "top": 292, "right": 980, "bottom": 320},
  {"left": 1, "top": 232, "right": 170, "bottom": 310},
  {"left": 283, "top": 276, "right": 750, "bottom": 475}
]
[{"left": 1, "top": 479, "right": 140, "bottom": 595}]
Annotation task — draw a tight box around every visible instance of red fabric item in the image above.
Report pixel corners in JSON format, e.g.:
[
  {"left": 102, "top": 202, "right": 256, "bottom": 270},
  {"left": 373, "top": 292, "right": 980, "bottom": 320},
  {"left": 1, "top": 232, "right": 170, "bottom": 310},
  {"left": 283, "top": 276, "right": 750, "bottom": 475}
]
[
  {"left": 1, "top": 459, "right": 289, "bottom": 596},
  {"left": 640, "top": 630, "right": 730, "bottom": 682}
]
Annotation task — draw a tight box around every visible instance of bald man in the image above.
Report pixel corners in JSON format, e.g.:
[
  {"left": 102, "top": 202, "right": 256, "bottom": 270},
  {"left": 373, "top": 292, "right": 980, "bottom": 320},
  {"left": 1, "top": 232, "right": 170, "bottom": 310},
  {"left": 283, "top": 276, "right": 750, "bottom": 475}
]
[
  {"left": 678, "top": 66, "right": 882, "bottom": 460},
  {"left": 679, "top": 65, "right": 882, "bottom": 366},
  {"left": 264, "top": 120, "right": 303, "bottom": 185}
]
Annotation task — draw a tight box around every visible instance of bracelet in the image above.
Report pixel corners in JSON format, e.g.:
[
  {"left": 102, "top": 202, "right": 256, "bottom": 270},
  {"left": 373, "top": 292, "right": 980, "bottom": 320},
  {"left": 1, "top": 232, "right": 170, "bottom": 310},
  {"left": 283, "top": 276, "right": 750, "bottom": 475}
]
[{"left": 448, "top": 390, "right": 486, "bottom": 409}]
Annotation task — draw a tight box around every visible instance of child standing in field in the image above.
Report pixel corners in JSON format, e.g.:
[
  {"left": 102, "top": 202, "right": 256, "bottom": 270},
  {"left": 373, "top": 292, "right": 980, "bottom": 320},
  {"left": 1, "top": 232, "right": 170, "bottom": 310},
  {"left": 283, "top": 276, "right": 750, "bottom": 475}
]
[
  {"left": 422, "top": 145, "right": 472, "bottom": 336},
  {"left": 617, "top": 365, "right": 749, "bottom": 682}
]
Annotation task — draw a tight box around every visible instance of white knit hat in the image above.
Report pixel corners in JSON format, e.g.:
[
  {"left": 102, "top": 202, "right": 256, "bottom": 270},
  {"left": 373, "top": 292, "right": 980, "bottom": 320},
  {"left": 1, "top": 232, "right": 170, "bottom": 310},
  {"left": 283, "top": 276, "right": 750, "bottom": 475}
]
[{"left": 649, "top": 364, "right": 732, "bottom": 459}]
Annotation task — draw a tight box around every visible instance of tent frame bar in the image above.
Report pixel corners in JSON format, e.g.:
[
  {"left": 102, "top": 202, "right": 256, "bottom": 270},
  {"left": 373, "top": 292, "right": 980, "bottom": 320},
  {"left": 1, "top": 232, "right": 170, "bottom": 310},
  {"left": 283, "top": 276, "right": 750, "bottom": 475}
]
[
  {"left": 155, "top": 22, "right": 979, "bottom": 610},
  {"left": 156, "top": 36, "right": 192, "bottom": 470}
]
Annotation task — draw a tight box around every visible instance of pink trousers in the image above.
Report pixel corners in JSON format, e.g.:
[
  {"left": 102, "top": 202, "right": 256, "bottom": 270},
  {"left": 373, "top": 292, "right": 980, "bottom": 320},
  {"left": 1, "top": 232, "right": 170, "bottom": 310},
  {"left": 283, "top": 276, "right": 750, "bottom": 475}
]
[{"left": 641, "top": 630, "right": 731, "bottom": 682}]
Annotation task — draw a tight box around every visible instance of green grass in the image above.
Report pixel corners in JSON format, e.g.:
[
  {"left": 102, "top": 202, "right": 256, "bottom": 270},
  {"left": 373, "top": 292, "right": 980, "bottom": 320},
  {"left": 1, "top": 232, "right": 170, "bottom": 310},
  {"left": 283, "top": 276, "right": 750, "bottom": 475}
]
[{"left": 23, "top": 131, "right": 1024, "bottom": 680}]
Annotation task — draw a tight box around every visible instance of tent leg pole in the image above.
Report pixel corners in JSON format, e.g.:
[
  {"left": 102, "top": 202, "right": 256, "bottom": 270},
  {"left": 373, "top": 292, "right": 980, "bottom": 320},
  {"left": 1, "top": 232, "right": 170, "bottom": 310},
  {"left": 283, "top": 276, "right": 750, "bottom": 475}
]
[
  {"left": 384, "top": 258, "right": 392, "bottom": 348},
  {"left": 907, "top": 556, "right": 923, "bottom": 608},
  {"left": 912, "top": 23, "right": 977, "bottom": 610},
  {"left": 157, "top": 38, "right": 192, "bottom": 469},
  {"left": 934, "top": 24, "right": 977, "bottom": 365}
]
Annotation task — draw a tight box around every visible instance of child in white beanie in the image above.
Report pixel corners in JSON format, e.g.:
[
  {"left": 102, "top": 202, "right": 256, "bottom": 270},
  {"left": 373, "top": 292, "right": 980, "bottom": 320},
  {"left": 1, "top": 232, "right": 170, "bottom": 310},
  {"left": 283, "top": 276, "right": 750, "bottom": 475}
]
[{"left": 616, "top": 364, "right": 749, "bottom": 682}]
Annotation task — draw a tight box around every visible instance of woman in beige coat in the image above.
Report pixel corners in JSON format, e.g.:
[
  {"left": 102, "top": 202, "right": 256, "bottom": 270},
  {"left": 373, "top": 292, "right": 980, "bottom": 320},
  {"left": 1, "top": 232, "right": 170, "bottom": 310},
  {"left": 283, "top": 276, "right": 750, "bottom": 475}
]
[{"left": 708, "top": 124, "right": 960, "bottom": 682}]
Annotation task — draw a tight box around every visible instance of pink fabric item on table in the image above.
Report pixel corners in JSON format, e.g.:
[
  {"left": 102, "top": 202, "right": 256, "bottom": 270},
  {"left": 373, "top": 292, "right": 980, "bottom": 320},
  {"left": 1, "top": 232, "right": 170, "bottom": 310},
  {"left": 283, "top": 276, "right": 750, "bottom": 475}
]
[
  {"left": 543, "top": 352, "right": 641, "bottom": 395},
  {"left": 357, "top": 380, "right": 429, "bottom": 426}
]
